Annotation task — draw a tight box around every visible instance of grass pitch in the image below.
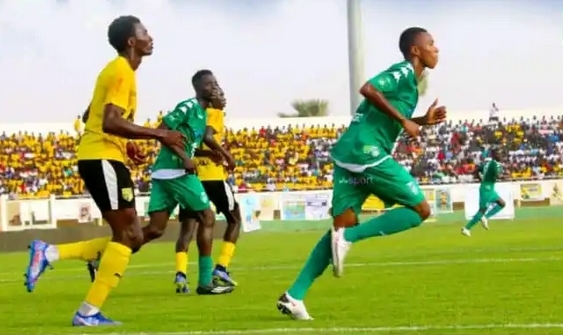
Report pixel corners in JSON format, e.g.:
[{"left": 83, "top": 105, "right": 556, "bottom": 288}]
[{"left": 1, "top": 217, "right": 563, "bottom": 335}]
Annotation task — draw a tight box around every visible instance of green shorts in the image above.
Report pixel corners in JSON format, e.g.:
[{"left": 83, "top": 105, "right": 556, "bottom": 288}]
[
  {"left": 148, "top": 174, "right": 210, "bottom": 214},
  {"left": 331, "top": 157, "right": 425, "bottom": 216},
  {"left": 479, "top": 185, "right": 500, "bottom": 209}
]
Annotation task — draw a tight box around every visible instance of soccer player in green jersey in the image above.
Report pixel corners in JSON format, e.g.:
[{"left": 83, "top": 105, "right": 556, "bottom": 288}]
[
  {"left": 462, "top": 148, "right": 506, "bottom": 236},
  {"left": 142, "top": 70, "right": 234, "bottom": 294},
  {"left": 277, "top": 27, "right": 446, "bottom": 320}
]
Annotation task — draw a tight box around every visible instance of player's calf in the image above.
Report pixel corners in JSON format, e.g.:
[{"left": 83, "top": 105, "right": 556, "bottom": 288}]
[
  {"left": 332, "top": 201, "right": 429, "bottom": 277},
  {"left": 194, "top": 208, "right": 233, "bottom": 294},
  {"left": 174, "top": 216, "right": 198, "bottom": 294},
  {"left": 214, "top": 204, "right": 241, "bottom": 286}
]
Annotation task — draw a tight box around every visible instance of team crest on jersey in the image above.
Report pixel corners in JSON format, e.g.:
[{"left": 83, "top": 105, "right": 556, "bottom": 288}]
[
  {"left": 200, "top": 192, "right": 209, "bottom": 204},
  {"left": 121, "top": 188, "right": 134, "bottom": 202}
]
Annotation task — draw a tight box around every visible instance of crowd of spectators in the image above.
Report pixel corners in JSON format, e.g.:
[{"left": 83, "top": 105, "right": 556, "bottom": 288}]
[{"left": 0, "top": 114, "right": 561, "bottom": 198}]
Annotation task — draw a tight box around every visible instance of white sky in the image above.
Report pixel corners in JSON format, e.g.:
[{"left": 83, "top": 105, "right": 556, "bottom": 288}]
[{"left": 0, "top": 0, "right": 561, "bottom": 123}]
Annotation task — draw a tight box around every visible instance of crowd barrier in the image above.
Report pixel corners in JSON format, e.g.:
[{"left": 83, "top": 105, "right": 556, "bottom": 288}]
[{"left": 1, "top": 179, "right": 562, "bottom": 233}]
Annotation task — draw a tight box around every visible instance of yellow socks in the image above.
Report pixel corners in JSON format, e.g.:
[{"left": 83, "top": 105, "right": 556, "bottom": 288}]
[
  {"left": 217, "top": 242, "right": 236, "bottom": 268},
  {"left": 83, "top": 242, "right": 131, "bottom": 310},
  {"left": 55, "top": 236, "right": 111, "bottom": 261},
  {"left": 175, "top": 252, "right": 188, "bottom": 275}
]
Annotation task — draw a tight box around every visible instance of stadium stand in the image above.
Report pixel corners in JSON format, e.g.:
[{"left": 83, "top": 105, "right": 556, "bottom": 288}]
[{"left": 0, "top": 110, "right": 561, "bottom": 198}]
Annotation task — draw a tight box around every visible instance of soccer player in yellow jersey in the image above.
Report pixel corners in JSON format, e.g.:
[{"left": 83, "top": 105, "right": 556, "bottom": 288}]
[
  {"left": 173, "top": 84, "right": 240, "bottom": 291},
  {"left": 23, "top": 16, "right": 185, "bottom": 327}
]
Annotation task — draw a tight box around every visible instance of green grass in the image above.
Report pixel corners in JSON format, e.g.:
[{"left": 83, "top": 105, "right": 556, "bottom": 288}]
[{"left": 1, "top": 217, "right": 563, "bottom": 335}]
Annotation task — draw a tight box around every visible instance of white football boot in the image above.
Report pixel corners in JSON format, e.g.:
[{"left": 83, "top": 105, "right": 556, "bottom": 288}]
[{"left": 276, "top": 292, "right": 313, "bottom": 320}]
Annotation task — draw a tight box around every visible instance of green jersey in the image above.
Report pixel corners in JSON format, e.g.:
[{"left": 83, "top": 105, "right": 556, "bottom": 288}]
[
  {"left": 331, "top": 61, "right": 418, "bottom": 169},
  {"left": 480, "top": 159, "right": 502, "bottom": 185},
  {"left": 152, "top": 98, "right": 207, "bottom": 172}
]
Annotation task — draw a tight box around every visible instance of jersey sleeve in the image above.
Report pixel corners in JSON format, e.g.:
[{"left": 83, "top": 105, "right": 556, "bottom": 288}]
[
  {"left": 367, "top": 65, "right": 412, "bottom": 93},
  {"left": 104, "top": 62, "right": 133, "bottom": 110},
  {"left": 206, "top": 109, "right": 223, "bottom": 133},
  {"left": 163, "top": 103, "right": 189, "bottom": 130}
]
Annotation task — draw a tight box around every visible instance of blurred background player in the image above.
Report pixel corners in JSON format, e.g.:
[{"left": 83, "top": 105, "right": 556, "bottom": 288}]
[
  {"left": 23, "top": 15, "right": 185, "bottom": 326},
  {"left": 276, "top": 27, "right": 446, "bottom": 320},
  {"left": 175, "top": 82, "right": 239, "bottom": 292},
  {"left": 462, "top": 148, "right": 506, "bottom": 236}
]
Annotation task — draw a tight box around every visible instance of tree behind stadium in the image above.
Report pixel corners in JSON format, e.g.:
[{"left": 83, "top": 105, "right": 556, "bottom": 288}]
[{"left": 278, "top": 99, "right": 329, "bottom": 118}]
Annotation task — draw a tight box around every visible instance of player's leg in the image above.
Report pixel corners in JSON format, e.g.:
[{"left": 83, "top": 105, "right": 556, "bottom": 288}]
[
  {"left": 174, "top": 208, "right": 198, "bottom": 293},
  {"left": 82, "top": 180, "right": 177, "bottom": 283},
  {"left": 64, "top": 160, "right": 142, "bottom": 325},
  {"left": 206, "top": 180, "right": 240, "bottom": 286},
  {"left": 173, "top": 175, "right": 233, "bottom": 295},
  {"left": 277, "top": 165, "right": 368, "bottom": 320},
  {"left": 480, "top": 191, "right": 506, "bottom": 229},
  {"left": 463, "top": 188, "right": 493, "bottom": 235},
  {"left": 331, "top": 159, "right": 431, "bottom": 276}
]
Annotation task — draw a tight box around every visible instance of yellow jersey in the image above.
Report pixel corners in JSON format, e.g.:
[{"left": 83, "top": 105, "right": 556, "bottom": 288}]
[
  {"left": 196, "top": 108, "right": 226, "bottom": 181},
  {"left": 77, "top": 56, "right": 137, "bottom": 163}
]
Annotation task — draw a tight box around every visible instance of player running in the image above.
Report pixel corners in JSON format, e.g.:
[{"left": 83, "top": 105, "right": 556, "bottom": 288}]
[
  {"left": 276, "top": 27, "right": 446, "bottom": 320},
  {"left": 462, "top": 148, "right": 506, "bottom": 236},
  {"left": 174, "top": 83, "right": 241, "bottom": 293},
  {"left": 24, "top": 16, "right": 185, "bottom": 326}
]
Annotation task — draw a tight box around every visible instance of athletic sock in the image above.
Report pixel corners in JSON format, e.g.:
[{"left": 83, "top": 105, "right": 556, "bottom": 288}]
[
  {"left": 198, "top": 256, "right": 213, "bottom": 286},
  {"left": 465, "top": 211, "right": 485, "bottom": 230},
  {"left": 343, "top": 207, "right": 423, "bottom": 243},
  {"left": 175, "top": 251, "right": 188, "bottom": 275},
  {"left": 485, "top": 204, "right": 504, "bottom": 219},
  {"left": 50, "top": 236, "right": 111, "bottom": 263},
  {"left": 81, "top": 242, "right": 131, "bottom": 315},
  {"left": 287, "top": 231, "right": 331, "bottom": 300},
  {"left": 216, "top": 241, "right": 236, "bottom": 269}
]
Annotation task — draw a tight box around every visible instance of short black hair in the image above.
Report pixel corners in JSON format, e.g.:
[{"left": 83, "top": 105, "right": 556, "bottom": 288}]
[
  {"left": 108, "top": 15, "right": 140, "bottom": 53},
  {"left": 399, "top": 27, "right": 427, "bottom": 59},
  {"left": 191, "top": 69, "right": 213, "bottom": 87}
]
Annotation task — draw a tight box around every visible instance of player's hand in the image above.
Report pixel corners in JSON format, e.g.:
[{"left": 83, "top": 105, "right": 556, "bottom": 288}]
[
  {"left": 158, "top": 129, "right": 186, "bottom": 148},
  {"left": 224, "top": 153, "right": 236, "bottom": 171},
  {"left": 126, "top": 141, "right": 146, "bottom": 165},
  {"left": 424, "top": 99, "right": 447, "bottom": 125},
  {"left": 183, "top": 159, "right": 196, "bottom": 174},
  {"left": 401, "top": 118, "right": 420, "bottom": 137}
]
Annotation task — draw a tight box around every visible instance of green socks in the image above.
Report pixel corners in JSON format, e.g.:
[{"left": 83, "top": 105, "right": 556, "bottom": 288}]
[
  {"left": 198, "top": 256, "right": 213, "bottom": 286},
  {"left": 343, "top": 207, "right": 423, "bottom": 243},
  {"left": 286, "top": 208, "right": 425, "bottom": 300},
  {"left": 485, "top": 203, "right": 504, "bottom": 219},
  {"left": 287, "top": 231, "right": 331, "bottom": 300},
  {"left": 466, "top": 203, "right": 504, "bottom": 230}
]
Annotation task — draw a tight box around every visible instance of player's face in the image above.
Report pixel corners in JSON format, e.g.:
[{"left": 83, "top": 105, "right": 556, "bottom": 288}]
[
  {"left": 414, "top": 32, "right": 439, "bottom": 69},
  {"left": 198, "top": 74, "right": 217, "bottom": 100},
  {"left": 131, "top": 22, "right": 153, "bottom": 56},
  {"left": 210, "top": 83, "right": 226, "bottom": 110}
]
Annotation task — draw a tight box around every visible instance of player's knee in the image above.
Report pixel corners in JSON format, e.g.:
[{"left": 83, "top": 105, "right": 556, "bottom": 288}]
[
  {"left": 333, "top": 208, "right": 358, "bottom": 228},
  {"left": 497, "top": 199, "right": 506, "bottom": 208},
  {"left": 199, "top": 209, "right": 215, "bottom": 228},
  {"left": 144, "top": 223, "right": 165, "bottom": 242},
  {"left": 227, "top": 204, "right": 241, "bottom": 226},
  {"left": 111, "top": 208, "right": 144, "bottom": 249},
  {"left": 414, "top": 202, "right": 432, "bottom": 221}
]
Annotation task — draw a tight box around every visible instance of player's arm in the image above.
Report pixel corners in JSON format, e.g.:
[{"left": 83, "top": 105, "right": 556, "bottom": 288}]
[
  {"left": 156, "top": 121, "right": 192, "bottom": 164},
  {"left": 474, "top": 165, "right": 483, "bottom": 182},
  {"left": 201, "top": 126, "right": 229, "bottom": 158},
  {"left": 82, "top": 105, "right": 90, "bottom": 123},
  {"left": 102, "top": 68, "right": 166, "bottom": 140},
  {"left": 360, "top": 70, "right": 408, "bottom": 124}
]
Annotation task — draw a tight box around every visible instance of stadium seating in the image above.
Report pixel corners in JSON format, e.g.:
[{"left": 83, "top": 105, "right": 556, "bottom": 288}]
[{"left": 0, "top": 115, "right": 561, "bottom": 197}]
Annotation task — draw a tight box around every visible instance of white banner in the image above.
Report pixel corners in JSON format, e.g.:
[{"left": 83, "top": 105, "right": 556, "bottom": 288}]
[
  {"left": 464, "top": 184, "right": 515, "bottom": 220},
  {"left": 304, "top": 194, "right": 330, "bottom": 220}
]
